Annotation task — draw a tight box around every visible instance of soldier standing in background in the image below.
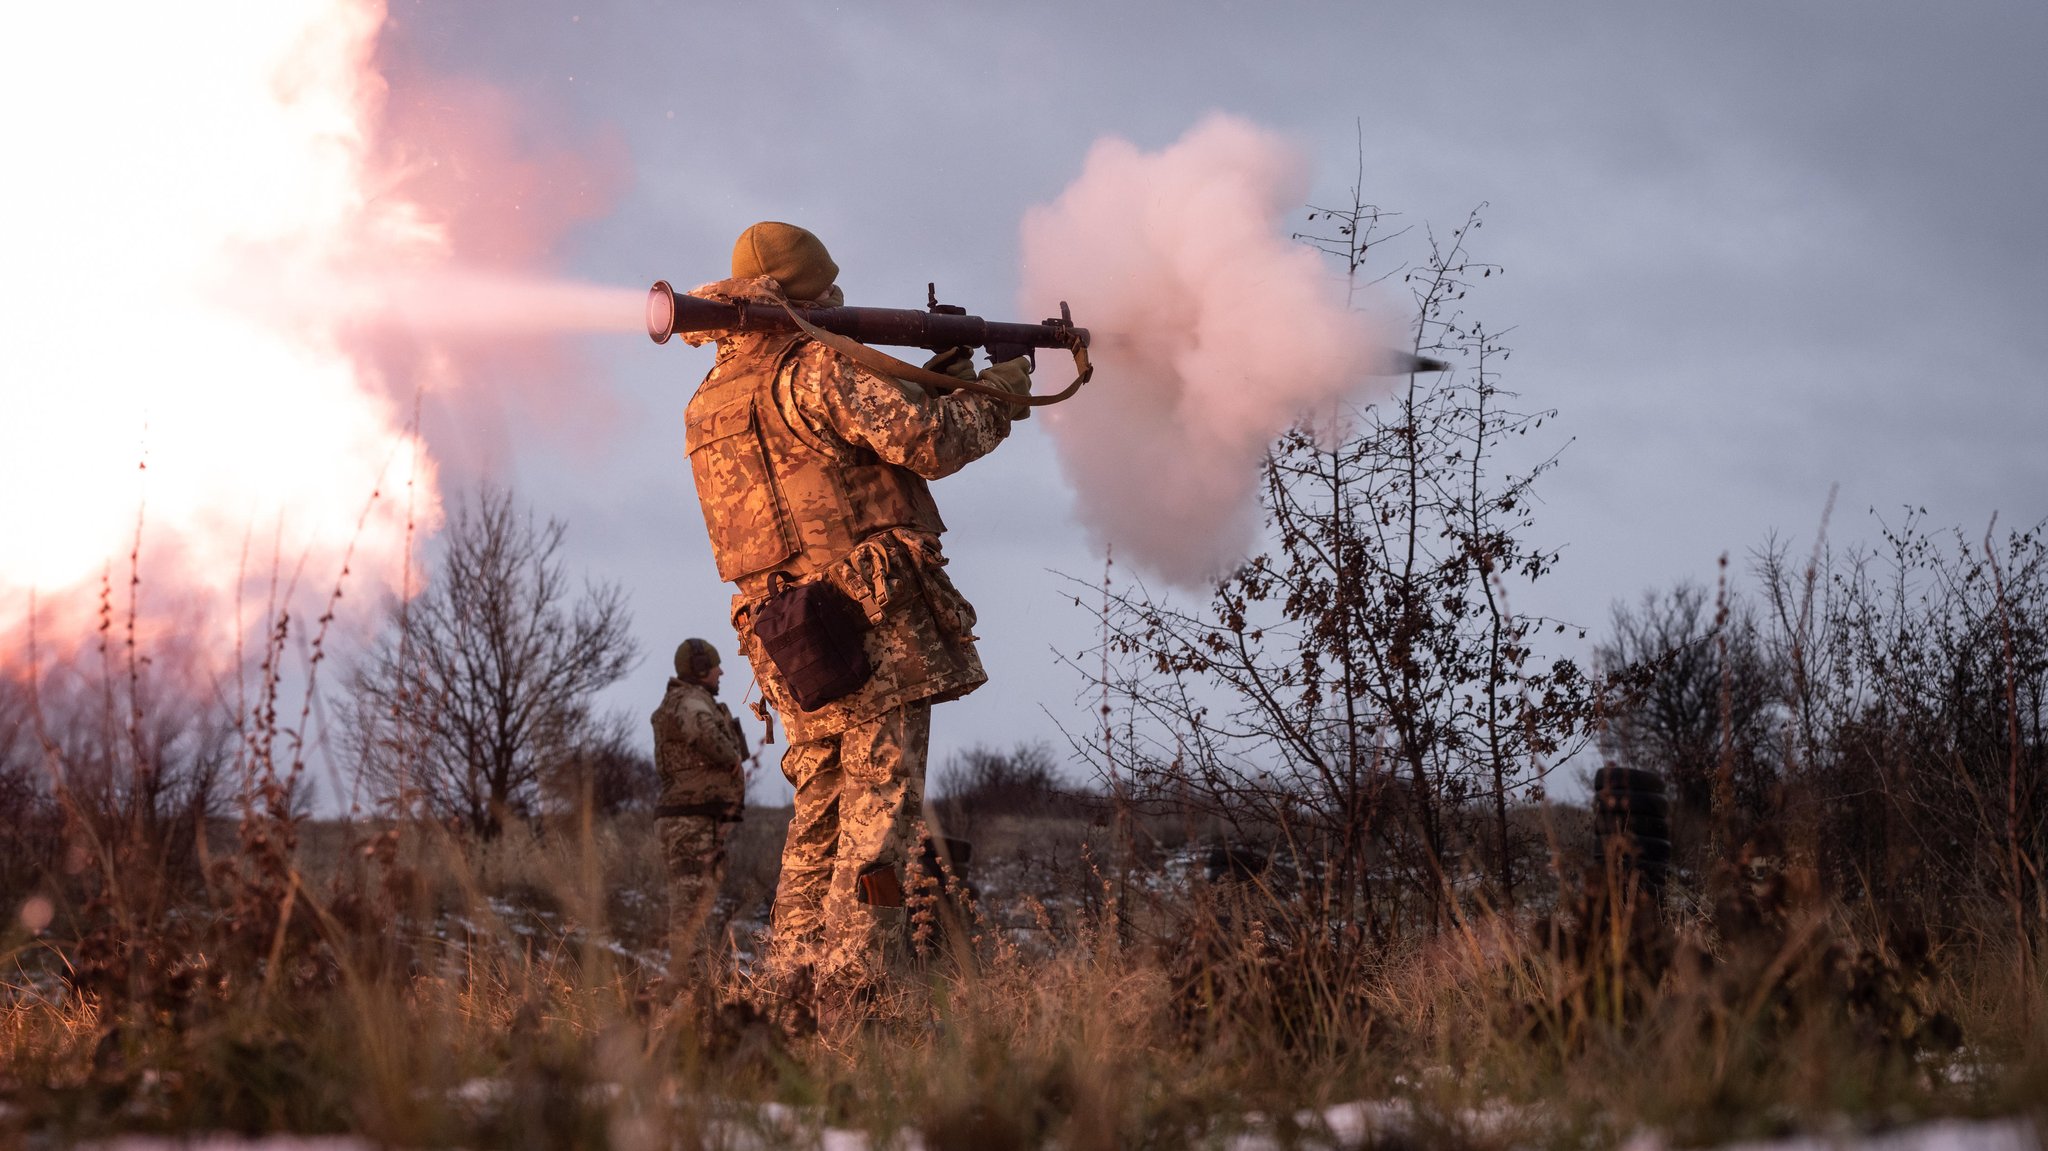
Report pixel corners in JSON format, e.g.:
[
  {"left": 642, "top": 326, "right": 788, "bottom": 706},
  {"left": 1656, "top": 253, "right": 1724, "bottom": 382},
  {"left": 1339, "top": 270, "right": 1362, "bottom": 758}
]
[
  {"left": 650, "top": 638, "right": 748, "bottom": 978},
  {"left": 676, "top": 221, "right": 1031, "bottom": 1009}
]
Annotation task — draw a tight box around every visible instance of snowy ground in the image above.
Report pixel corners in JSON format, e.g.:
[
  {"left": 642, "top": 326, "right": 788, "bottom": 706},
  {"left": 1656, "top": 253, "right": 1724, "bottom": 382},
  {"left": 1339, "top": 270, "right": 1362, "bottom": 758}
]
[{"left": 59, "top": 1108, "right": 2042, "bottom": 1151}]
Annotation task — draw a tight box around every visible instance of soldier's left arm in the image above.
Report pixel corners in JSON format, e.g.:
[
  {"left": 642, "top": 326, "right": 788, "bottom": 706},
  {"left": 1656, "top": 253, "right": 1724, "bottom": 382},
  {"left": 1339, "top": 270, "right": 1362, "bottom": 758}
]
[
  {"left": 684, "top": 695, "right": 748, "bottom": 770},
  {"left": 789, "top": 343, "right": 1013, "bottom": 480}
]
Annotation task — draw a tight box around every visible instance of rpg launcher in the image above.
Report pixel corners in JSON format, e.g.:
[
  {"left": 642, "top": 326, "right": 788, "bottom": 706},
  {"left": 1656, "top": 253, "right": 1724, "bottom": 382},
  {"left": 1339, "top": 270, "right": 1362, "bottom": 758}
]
[
  {"left": 645, "top": 280, "right": 1448, "bottom": 408},
  {"left": 647, "top": 280, "right": 1096, "bottom": 407},
  {"left": 648, "top": 280, "right": 1086, "bottom": 364}
]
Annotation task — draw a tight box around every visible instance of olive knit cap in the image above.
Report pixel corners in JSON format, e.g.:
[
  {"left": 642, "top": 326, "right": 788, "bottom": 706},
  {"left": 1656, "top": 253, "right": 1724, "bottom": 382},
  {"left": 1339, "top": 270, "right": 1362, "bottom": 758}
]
[
  {"left": 674, "top": 638, "right": 721, "bottom": 682},
  {"left": 731, "top": 221, "right": 840, "bottom": 302}
]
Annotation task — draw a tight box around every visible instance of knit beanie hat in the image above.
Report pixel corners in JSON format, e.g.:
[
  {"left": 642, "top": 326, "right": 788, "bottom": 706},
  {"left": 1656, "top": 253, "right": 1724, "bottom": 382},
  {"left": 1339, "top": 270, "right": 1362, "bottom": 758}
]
[
  {"left": 674, "top": 638, "right": 721, "bottom": 682},
  {"left": 731, "top": 221, "right": 840, "bottom": 302}
]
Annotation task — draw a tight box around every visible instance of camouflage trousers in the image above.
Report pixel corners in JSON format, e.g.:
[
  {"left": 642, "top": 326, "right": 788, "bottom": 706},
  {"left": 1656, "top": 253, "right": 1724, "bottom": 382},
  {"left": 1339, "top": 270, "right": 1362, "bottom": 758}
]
[
  {"left": 769, "top": 700, "right": 931, "bottom": 985},
  {"left": 658, "top": 813, "right": 732, "bottom": 977}
]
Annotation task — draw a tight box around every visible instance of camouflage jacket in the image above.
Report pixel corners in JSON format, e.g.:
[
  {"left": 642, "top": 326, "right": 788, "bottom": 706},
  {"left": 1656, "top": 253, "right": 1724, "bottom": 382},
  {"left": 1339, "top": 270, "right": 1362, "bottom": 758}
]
[
  {"left": 650, "top": 677, "right": 747, "bottom": 817},
  {"left": 682, "top": 277, "right": 1012, "bottom": 743}
]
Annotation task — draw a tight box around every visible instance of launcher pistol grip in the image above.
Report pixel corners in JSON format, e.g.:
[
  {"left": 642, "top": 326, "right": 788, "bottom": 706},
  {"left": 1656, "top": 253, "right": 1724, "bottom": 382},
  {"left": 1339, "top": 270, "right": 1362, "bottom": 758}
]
[{"left": 929, "top": 280, "right": 1041, "bottom": 367}]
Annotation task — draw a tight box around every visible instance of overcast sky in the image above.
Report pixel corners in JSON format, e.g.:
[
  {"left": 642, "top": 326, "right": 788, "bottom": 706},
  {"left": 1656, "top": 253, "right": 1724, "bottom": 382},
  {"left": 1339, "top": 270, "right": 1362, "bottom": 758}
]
[{"left": 373, "top": 1, "right": 2048, "bottom": 801}]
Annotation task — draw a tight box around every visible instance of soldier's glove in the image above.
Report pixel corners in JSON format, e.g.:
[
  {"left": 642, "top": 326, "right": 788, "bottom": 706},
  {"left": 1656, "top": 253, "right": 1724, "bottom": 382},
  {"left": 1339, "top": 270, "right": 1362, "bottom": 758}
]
[
  {"left": 978, "top": 356, "right": 1034, "bottom": 421},
  {"left": 922, "top": 346, "right": 978, "bottom": 383}
]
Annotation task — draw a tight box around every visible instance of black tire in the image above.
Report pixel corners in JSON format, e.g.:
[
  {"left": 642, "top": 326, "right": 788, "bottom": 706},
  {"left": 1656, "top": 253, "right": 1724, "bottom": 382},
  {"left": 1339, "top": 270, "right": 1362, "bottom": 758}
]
[
  {"left": 1595, "top": 830, "right": 1640, "bottom": 863},
  {"left": 1593, "top": 767, "right": 1667, "bottom": 795},
  {"left": 1581, "top": 806, "right": 1646, "bottom": 831},
  {"left": 1594, "top": 812, "right": 1670, "bottom": 843},
  {"left": 1595, "top": 790, "right": 1670, "bottom": 821},
  {"left": 1594, "top": 812, "right": 1660, "bottom": 836},
  {"left": 1630, "top": 835, "right": 1673, "bottom": 864}
]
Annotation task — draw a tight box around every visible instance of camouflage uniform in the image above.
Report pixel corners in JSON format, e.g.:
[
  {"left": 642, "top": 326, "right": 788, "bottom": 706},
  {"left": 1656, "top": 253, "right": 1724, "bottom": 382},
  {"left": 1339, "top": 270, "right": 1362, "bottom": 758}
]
[
  {"left": 681, "top": 275, "right": 1012, "bottom": 985},
  {"left": 649, "top": 673, "right": 748, "bottom": 974}
]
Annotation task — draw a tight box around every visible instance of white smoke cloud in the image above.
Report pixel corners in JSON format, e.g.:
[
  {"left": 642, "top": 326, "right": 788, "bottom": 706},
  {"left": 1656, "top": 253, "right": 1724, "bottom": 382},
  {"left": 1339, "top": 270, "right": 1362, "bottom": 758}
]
[{"left": 1020, "top": 114, "right": 1400, "bottom": 589}]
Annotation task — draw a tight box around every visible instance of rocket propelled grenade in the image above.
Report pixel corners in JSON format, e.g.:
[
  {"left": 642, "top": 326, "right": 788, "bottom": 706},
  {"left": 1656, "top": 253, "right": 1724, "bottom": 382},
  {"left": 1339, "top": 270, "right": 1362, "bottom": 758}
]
[{"left": 1378, "top": 350, "right": 1451, "bottom": 375}]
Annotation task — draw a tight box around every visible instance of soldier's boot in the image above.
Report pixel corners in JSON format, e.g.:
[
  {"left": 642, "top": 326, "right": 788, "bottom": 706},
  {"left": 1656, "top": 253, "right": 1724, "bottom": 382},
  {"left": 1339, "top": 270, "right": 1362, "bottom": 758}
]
[
  {"left": 664, "top": 872, "right": 720, "bottom": 984},
  {"left": 756, "top": 917, "right": 828, "bottom": 1032},
  {"left": 812, "top": 959, "right": 888, "bottom": 1036},
  {"left": 754, "top": 958, "right": 818, "bottom": 1037}
]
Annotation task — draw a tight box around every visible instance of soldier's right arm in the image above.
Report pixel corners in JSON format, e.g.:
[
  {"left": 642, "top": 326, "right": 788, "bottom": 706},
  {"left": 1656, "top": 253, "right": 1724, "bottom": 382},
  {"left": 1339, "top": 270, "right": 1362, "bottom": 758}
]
[{"left": 780, "top": 342, "right": 1013, "bottom": 481}]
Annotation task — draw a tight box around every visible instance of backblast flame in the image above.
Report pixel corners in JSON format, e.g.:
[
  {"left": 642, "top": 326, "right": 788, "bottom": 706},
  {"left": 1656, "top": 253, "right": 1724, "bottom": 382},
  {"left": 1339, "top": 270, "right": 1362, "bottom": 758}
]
[{"left": 0, "top": 1, "right": 636, "bottom": 674}]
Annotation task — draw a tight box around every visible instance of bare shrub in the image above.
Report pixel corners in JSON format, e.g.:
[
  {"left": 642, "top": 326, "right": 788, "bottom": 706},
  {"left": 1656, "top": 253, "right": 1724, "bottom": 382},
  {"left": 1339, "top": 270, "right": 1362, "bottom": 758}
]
[
  {"left": 346, "top": 486, "right": 639, "bottom": 838},
  {"left": 1595, "top": 578, "right": 1783, "bottom": 865},
  {"left": 545, "top": 709, "right": 658, "bottom": 818},
  {"left": 930, "top": 742, "right": 1089, "bottom": 840},
  {"left": 1760, "top": 514, "right": 2048, "bottom": 939},
  {"left": 1068, "top": 203, "right": 1592, "bottom": 938},
  {"left": 0, "top": 673, "right": 59, "bottom": 901},
  {"left": 0, "top": 622, "right": 232, "bottom": 922},
  {"left": 1593, "top": 511, "right": 2047, "bottom": 962}
]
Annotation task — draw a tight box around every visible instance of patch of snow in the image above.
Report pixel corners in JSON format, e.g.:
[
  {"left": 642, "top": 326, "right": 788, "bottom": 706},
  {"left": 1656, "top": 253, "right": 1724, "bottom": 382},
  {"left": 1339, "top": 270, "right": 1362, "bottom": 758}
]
[
  {"left": 52, "top": 1098, "right": 2040, "bottom": 1151},
  {"left": 444, "top": 1076, "right": 512, "bottom": 1108},
  {"left": 1226, "top": 1103, "right": 2037, "bottom": 1151},
  {"left": 74, "top": 1130, "right": 376, "bottom": 1138},
  {"left": 1619, "top": 1119, "right": 2040, "bottom": 1151}
]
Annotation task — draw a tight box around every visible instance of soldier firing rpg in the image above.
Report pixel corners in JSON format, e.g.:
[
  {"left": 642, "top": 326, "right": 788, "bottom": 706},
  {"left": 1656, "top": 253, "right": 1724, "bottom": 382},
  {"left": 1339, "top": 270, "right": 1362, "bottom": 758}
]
[{"left": 663, "top": 222, "right": 1041, "bottom": 1019}]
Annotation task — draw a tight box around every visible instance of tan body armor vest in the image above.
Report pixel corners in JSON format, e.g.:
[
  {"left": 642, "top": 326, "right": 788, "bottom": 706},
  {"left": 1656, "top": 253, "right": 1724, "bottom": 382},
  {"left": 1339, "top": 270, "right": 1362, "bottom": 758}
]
[{"left": 686, "top": 335, "right": 946, "bottom": 584}]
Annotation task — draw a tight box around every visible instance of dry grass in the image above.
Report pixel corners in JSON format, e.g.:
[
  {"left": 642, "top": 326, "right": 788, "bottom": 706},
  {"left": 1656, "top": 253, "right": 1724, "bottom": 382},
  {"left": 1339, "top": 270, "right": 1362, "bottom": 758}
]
[{"left": 4, "top": 787, "right": 2046, "bottom": 1146}]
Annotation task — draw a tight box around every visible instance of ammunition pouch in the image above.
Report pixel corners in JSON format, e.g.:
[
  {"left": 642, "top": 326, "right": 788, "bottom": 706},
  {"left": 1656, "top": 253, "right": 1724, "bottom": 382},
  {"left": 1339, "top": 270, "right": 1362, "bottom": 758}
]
[
  {"left": 854, "top": 862, "right": 905, "bottom": 908},
  {"left": 751, "top": 575, "right": 874, "bottom": 711}
]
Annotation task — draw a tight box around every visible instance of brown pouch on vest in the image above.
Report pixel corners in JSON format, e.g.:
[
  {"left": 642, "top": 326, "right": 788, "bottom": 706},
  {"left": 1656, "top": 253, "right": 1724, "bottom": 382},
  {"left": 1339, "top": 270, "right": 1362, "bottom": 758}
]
[
  {"left": 855, "top": 862, "right": 905, "bottom": 908},
  {"left": 751, "top": 576, "right": 873, "bottom": 711}
]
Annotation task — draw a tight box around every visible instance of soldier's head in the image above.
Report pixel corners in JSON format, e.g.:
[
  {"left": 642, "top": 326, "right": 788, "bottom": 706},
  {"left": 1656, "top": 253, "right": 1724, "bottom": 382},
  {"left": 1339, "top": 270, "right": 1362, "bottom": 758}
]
[
  {"left": 675, "top": 638, "right": 723, "bottom": 692},
  {"left": 731, "top": 221, "right": 841, "bottom": 305}
]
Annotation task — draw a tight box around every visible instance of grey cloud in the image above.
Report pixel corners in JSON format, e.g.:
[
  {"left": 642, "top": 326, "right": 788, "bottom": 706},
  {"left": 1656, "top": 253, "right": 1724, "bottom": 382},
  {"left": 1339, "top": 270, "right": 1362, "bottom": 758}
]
[{"left": 378, "top": 1, "right": 2048, "bottom": 786}]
